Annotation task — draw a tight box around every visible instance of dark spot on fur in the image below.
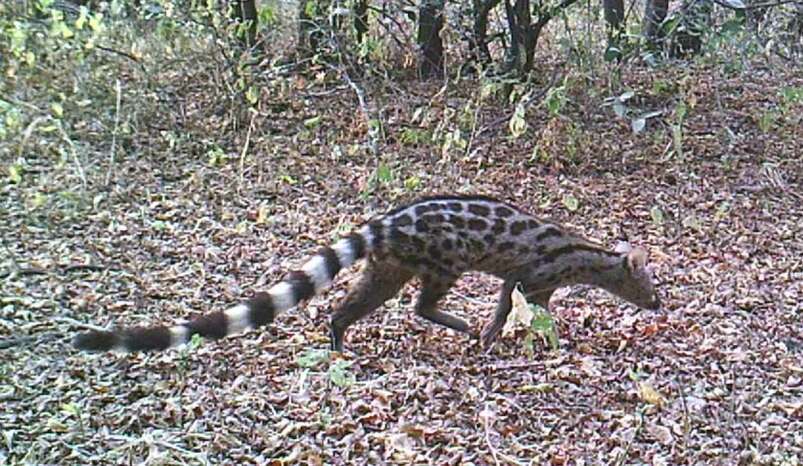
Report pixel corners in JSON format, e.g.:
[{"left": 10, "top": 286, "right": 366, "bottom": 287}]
[
  {"left": 536, "top": 226, "right": 563, "bottom": 241},
  {"left": 442, "top": 239, "right": 453, "bottom": 250},
  {"left": 492, "top": 219, "right": 506, "bottom": 234},
  {"left": 468, "top": 239, "right": 486, "bottom": 252},
  {"left": 510, "top": 221, "right": 527, "bottom": 236},
  {"left": 496, "top": 206, "right": 515, "bottom": 217},
  {"left": 483, "top": 234, "right": 496, "bottom": 246},
  {"left": 449, "top": 216, "right": 465, "bottom": 229},
  {"left": 428, "top": 245, "right": 442, "bottom": 260},
  {"left": 528, "top": 219, "right": 540, "bottom": 229},
  {"left": 415, "top": 219, "right": 429, "bottom": 233},
  {"left": 468, "top": 204, "right": 491, "bottom": 217},
  {"left": 418, "top": 257, "right": 437, "bottom": 270},
  {"left": 424, "top": 213, "right": 445, "bottom": 223},
  {"left": 400, "top": 254, "right": 421, "bottom": 266},
  {"left": 468, "top": 218, "right": 487, "bottom": 231},
  {"left": 447, "top": 202, "right": 463, "bottom": 212},
  {"left": 393, "top": 214, "right": 413, "bottom": 227},
  {"left": 497, "top": 241, "right": 515, "bottom": 252},
  {"left": 389, "top": 227, "right": 408, "bottom": 243}
]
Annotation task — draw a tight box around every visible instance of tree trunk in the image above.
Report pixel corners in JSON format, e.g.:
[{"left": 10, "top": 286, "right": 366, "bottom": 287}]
[
  {"left": 671, "top": 0, "right": 712, "bottom": 57},
  {"left": 472, "top": 0, "right": 502, "bottom": 64},
  {"left": 230, "top": 0, "right": 258, "bottom": 48},
  {"left": 354, "top": 0, "right": 369, "bottom": 44},
  {"left": 643, "top": 0, "right": 669, "bottom": 47},
  {"left": 603, "top": 0, "right": 624, "bottom": 32},
  {"left": 298, "top": 0, "right": 328, "bottom": 55},
  {"left": 504, "top": 0, "right": 531, "bottom": 74},
  {"left": 791, "top": 2, "right": 803, "bottom": 56},
  {"left": 418, "top": 0, "right": 445, "bottom": 79},
  {"left": 503, "top": 0, "right": 578, "bottom": 76}
]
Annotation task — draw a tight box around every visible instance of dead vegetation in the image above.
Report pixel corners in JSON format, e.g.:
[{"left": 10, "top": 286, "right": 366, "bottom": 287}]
[{"left": 1, "top": 1, "right": 802, "bottom": 464}]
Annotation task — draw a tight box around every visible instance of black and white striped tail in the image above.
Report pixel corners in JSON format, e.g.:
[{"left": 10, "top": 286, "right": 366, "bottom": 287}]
[{"left": 73, "top": 227, "right": 372, "bottom": 352}]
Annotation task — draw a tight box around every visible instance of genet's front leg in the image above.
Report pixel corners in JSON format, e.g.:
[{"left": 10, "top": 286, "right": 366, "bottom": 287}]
[{"left": 480, "top": 280, "right": 515, "bottom": 349}]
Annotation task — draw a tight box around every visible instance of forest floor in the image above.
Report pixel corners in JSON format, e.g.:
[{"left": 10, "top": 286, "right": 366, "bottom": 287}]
[{"left": 1, "top": 61, "right": 802, "bottom": 465}]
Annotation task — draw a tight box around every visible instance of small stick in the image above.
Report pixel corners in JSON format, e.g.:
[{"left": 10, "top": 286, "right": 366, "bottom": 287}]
[{"left": 105, "top": 79, "right": 122, "bottom": 187}]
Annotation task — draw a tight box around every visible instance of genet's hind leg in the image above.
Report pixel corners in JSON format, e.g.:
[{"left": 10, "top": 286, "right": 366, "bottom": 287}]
[
  {"left": 481, "top": 284, "right": 554, "bottom": 349},
  {"left": 414, "top": 277, "right": 476, "bottom": 337},
  {"left": 330, "top": 258, "right": 412, "bottom": 352}
]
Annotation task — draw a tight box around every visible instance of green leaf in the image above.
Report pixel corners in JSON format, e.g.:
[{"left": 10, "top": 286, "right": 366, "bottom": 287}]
[
  {"left": 508, "top": 104, "right": 527, "bottom": 139},
  {"left": 376, "top": 164, "right": 393, "bottom": 183},
  {"left": 328, "top": 360, "right": 355, "bottom": 387},
  {"left": 675, "top": 101, "right": 688, "bottom": 122},
  {"left": 297, "top": 349, "right": 329, "bottom": 368},
  {"left": 189, "top": 333, "right": 204, "bottom": 349},
  {"left": 604, "top": 45, "right": 622, "bottom": 62},
  {"left": 545, "top": 86, "right": 567, "bottom": 116},
  {"left": 672, "top": 124, "right": 683, "bottom": 158},
  {"left": 530, "top": 307, "right": 559, "bottom": 350},
  {"left": 721, "top": 18, "right": 744, "bottom": 34},
  {"left": 31, "top": 192, "right": 47, "bottom": 208},
  {"left": 61, "top": 402, "right": 81, "bottom": 417},
  {"left": 88, "top": 12, "right": 104, "bottom": 32},
  {"left": 562, "top": 194, "right": 579, "bottom": 211},
  {"left": 51, "top": 102, "right": 63, "bottom": 118},
  {"left": 404, "top": 176, "right": 421, "bottom": 191},
  {"left": 650, "top": 206, "right": 664, "bottom": 225},
  {"left": 75, "top": 6, "right": 89, "bottom": 29},
  {"left": 279, "top": 174, "right": 297, "bottom": 185},
  {"left": 245, "top": 86, "right": 259, "bottom": 105},
  {"left": 8, "top": 164, "right": 23, "bottom": 184},
  {"left": 303, "top": 115, "right": 321, "bottom": 129}
]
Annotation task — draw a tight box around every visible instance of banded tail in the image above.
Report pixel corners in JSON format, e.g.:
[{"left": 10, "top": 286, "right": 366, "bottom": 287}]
[{"left": 73, "top": 226, "right": 375, "bottom": 352}]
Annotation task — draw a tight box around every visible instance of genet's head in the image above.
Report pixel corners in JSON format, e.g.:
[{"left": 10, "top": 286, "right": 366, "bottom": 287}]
[{"left": 611, "top": 242, "right": 661, "bottom": 310}]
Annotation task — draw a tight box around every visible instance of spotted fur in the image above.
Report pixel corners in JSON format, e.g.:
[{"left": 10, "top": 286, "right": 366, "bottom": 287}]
[{"left": 73, "top": 195, "right": 661, "bottom": 353}]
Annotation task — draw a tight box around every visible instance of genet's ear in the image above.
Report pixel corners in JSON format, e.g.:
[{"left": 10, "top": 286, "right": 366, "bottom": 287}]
[
  {"left": 614, "top": 241, "right": 632, "bottom": 255},
  {"left": 626, "top": 247, "right": 647, "bottom": 271}
]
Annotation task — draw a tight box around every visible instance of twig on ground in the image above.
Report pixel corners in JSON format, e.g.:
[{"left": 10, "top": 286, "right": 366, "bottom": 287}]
[
  {"left": 613, "top": 408, "right": 644, "bottom": 466},
  {"left": 676, "top": 376, "right": 691, "bottom": 453},
  {"left": 56, "top": 119, "right": 87, "bottom": 191},
  {"left": 105, "top": 79, "right": 122, "bottom": 187},
  {"left": 54, "top": 316, "right": 111, "bottom": 333},
  {"left": 0, "top": 335, "right": 38, "bottom": 350},
  {"left": 238, "top": 109, "right": 256, "bottom": 189}
]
